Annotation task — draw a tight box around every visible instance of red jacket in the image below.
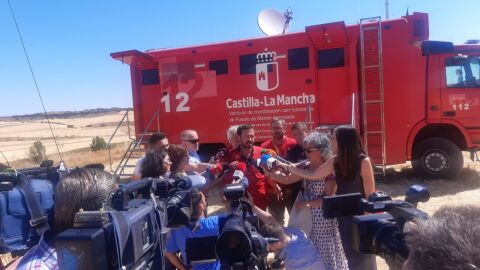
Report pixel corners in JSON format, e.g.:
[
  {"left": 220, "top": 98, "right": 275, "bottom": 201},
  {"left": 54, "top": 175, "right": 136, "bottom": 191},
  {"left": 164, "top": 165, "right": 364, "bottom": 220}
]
[
  {"left": 260, "top": 136, "right": 297, "bottom": 158},
  {"left": 218, "top": 146, "right": 268, "bottom": 210}
]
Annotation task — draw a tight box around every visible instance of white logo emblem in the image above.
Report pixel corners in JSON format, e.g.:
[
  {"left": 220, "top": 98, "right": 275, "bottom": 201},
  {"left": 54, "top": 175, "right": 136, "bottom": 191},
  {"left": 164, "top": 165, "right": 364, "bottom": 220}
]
[{"left": 256, "top": 50, "right": 280, "bottom": 91}]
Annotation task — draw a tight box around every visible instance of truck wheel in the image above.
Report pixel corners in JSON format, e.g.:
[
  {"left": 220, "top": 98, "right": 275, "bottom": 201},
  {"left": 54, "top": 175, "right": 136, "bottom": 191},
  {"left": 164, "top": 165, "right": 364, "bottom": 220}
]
[{"left": 412, "top": 138, "right": 463, "bottom": 179}]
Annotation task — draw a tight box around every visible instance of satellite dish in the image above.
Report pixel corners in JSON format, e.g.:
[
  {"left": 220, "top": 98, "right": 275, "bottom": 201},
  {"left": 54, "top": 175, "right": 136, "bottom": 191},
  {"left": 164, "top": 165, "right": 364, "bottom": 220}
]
[{"left": 258, "top": 8, "right": 293, "bottom": 36}]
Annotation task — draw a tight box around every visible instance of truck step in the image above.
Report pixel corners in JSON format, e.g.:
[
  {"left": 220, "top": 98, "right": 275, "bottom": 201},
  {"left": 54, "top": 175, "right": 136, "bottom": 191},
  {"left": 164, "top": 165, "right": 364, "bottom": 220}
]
[
  {"left": 365, "top": 100, "right": 382, "bottom": 104},
  {"left": 121, "top": 164, "right": 137, "bottom": 168}
]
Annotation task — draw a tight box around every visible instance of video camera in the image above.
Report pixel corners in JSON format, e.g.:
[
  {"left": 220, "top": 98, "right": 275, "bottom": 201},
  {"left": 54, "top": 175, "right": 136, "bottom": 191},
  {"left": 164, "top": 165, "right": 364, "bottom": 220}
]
[
  {"left": 0, "top": 160, "right": 67, "bottom": 256},
  {"left": 322, "top": 185, "right": 430, "bottom": 270},
  {"left": 184, "top": 179, "right": 270, "bottom": 270},
  {"left": 55, "top": 174, "right": 206, "bottom": 270}
]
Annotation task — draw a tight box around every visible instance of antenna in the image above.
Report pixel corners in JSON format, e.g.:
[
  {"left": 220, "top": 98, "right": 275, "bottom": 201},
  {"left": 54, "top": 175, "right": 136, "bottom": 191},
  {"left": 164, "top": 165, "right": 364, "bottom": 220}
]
[{"left": 258, "top": 8, "right": 293, "bottom": 36}]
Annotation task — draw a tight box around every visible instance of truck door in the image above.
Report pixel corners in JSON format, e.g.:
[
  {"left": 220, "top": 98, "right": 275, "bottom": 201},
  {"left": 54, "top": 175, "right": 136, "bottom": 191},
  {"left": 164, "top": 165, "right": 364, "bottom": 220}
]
[{"left": 441, "top": 54, "right": 480, "bottom": 127}]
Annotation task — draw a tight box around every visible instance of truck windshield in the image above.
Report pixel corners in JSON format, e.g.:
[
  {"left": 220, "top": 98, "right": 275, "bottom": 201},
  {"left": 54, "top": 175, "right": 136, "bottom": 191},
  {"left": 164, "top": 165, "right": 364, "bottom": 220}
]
[{"left": 445, "top": 55, "right": 480, "bottom": 88}]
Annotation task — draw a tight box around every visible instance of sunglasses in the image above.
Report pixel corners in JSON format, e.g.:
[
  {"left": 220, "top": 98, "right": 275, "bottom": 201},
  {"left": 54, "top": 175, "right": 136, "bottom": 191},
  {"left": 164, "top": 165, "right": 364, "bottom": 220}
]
[
  {"left": 184, "top": 139, "right": 200, "bottom": 144},
  {"left": 304, "top": 148, "right": 320, "bottom": 153}
]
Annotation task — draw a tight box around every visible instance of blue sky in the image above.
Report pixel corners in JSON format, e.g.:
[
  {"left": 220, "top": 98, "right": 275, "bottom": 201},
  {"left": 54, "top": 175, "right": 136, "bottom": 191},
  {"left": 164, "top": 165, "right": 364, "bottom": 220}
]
[{"left": 1, "top": 0, "right": 478, "bottom": 116}]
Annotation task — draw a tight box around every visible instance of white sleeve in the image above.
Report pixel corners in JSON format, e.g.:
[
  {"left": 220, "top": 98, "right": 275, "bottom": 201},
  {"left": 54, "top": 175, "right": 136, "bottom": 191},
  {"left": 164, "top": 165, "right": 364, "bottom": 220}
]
[{"left": 133, "top": 158, "right": 143, "bottom": 177}]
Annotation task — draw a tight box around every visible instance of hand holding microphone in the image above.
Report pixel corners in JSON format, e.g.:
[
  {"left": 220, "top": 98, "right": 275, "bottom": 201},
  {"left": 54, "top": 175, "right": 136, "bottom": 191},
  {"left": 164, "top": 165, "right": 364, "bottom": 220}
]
[{"left": 232, "top": 162, "right": 249, "bottom": 189}]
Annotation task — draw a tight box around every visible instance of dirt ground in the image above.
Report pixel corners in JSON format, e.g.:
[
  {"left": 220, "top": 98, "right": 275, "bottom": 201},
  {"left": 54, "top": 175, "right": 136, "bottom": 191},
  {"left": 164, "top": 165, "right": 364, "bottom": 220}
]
[
  {"left": 2, "top": 113, "right": 480, "bottom": 269},
  {"left": 204, "top": 153, "right": 480, "bottom": 270},
  {"left": 372, "top": 154, "right": 480, "bottom": 269}
]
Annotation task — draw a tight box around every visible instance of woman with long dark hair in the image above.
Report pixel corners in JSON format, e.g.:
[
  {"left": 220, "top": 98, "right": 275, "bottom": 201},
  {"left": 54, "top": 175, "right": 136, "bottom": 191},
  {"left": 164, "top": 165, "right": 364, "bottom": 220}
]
[{"left": 278, "top": 125, "right": 377, "bottom": 270}]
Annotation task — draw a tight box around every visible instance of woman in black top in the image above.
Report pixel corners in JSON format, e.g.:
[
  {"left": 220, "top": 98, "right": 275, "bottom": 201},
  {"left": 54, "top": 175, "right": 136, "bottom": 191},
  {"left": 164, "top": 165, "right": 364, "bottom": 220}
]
[{"left": 278, "top": 125, "right": 377, "bottom": 270}]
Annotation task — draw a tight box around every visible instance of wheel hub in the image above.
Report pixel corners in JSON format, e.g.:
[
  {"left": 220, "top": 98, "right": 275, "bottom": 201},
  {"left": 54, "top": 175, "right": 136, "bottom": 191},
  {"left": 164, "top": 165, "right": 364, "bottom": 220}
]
[{"left": 424, "top": 151, "right": 449, "bottom": 172}]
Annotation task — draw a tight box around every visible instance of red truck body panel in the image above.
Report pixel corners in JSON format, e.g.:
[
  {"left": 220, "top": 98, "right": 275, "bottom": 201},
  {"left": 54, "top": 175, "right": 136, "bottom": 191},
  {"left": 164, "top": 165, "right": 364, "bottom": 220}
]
[{"left": 112, "top": 12, "right": 480, "bottom": 166}]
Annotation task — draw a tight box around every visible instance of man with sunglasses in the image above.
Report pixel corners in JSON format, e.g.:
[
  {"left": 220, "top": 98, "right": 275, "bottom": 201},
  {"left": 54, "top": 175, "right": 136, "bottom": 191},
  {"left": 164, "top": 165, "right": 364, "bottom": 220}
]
[{"left": 180, "top": 129, "right": 214, "bottom": 174}]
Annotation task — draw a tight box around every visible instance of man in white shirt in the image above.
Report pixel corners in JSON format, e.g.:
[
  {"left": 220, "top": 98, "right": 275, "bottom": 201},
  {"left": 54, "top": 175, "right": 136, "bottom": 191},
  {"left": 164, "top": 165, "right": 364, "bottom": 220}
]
[{"left": 132, "top": 132, "right": 169, "bottom": 180}]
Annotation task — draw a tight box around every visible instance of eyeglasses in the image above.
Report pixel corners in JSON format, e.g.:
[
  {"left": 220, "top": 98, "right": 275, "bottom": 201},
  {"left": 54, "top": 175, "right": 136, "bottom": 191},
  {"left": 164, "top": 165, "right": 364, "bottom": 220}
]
[
  {"left": 304, "top": 148, "right": 320, "bottom": 154},
  {"left": 184, "top": 139, "right": 200, "bottom": 144}
]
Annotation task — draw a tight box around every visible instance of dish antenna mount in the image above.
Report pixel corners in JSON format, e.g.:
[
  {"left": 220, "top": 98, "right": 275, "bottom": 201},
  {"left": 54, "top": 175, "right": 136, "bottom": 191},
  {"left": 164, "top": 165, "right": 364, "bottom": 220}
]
[{"left": 258, "top": 8, "right": 293, "bottom": 36}]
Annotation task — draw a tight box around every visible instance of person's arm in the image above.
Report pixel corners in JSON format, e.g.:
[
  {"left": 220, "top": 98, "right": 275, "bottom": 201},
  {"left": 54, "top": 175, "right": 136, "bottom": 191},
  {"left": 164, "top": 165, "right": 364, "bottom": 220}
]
[
  {"left": 165, "top": 230, "right": 189, "bottom": 270},
  {"left": 184, "top": 162, "right": 211, "bottom": 173},
  {"left": 252, "top": 204, "right": 281, "bottom": 226},
  {"left": 295, "top": 176, "right": 336, "bottom": 210},
  {"left": 360, "top": 158, "right": 376, "bottom": 197},
  {"left": 131, "top": 159, "right": 143, "bottom": 180},
  {"left": 279, "top": 157, "right": 335, "bottom": 180},
  {"left": 264, "top": 176, "right": 282, "bottom": 195},
  {"left": 247, "top": 194, "right": 281, "bottom": 226},
  {"left": 265, "top": 169, "right": 302, "bottom": 185},
  {"left": 165, "top": 252, "right": 188, "bottom": 270}
]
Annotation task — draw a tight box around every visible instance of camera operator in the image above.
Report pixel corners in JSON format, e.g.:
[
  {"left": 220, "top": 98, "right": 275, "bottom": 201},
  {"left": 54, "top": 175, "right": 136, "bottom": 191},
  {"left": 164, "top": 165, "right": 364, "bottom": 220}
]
[
  {"left": 165, "top": 189, "right": 221, "bottom": 270},
  {"left": 402, "top": 205, "right": 480, "bottom": 270},
  {"left": 277, "top": 125, "right": 377, "bottom": 270},
  {"left": 16, "top": 168, "right": 117, "bottom": 270},
  {"left": 247, "top": 195, "right": 326, "bottom": 270}
]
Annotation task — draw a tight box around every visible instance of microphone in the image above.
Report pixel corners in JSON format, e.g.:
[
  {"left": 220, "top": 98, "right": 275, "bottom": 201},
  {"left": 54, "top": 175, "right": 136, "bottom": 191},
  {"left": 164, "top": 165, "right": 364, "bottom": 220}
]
[
  {"left": 261, "top": 148, "right": 277, "bottom": 157},
  {"left": 259, "top": 154, "right": 292, "bottom": 171},
  {"left": 259, "top": 154, "right": 279, "bottom": 170},
  {"left": 207, "top": 163, "right": 223, "bottom": 175},
  {"left": 175, "top": 174, "right": 207, "bottom": 189},
  {"left": 233, "top": 162, "right": 249, "bottom": 189}
]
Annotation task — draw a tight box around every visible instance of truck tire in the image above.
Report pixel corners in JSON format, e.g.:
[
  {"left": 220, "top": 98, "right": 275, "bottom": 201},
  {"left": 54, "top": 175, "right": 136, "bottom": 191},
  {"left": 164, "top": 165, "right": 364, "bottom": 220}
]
[{"left": 412, "top": 138, "right": 463, "bottom": 179}]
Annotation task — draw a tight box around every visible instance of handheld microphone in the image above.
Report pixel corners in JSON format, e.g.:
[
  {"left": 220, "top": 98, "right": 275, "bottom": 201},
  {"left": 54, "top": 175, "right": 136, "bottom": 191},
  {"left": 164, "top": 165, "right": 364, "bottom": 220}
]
[
  {"left": 208, "top": 163, "right": 223, "bottom": 176},
  {"left": 233, "top": 162, "right": 249, "bottom": 189},
  {"left": 175, "top": 174, "right": 207, "bottom": 189}
]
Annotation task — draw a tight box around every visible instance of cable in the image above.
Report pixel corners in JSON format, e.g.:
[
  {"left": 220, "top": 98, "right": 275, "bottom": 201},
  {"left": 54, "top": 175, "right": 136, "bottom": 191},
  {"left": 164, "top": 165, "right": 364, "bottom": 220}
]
[
  {"left": 0, "top": 150, "right": 10, "bottom": 167},
  {"left": 7, "top": 0, "right": 63, "bottom": 162}
]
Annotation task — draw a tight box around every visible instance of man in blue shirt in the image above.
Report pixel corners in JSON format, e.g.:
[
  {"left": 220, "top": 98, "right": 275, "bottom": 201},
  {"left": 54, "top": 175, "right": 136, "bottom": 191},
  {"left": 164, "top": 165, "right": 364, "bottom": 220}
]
[
  {"left": 180, "top": 129, "right": 215, "bottom": 175},
  {"left": 165, "top": 189, "right": 220, "bottom": 270}
]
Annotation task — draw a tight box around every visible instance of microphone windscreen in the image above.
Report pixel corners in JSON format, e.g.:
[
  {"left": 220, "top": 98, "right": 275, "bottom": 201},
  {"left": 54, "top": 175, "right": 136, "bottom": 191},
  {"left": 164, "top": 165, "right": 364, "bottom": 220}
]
[{"left": 236, "top": 162, "right": 247, "bottom": 172}]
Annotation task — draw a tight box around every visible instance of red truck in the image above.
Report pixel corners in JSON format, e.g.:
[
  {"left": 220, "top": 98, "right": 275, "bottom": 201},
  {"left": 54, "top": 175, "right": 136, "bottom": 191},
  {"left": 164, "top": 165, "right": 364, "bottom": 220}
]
[{"left": 111, "top": 12, "right": 480, "bottom": 179}]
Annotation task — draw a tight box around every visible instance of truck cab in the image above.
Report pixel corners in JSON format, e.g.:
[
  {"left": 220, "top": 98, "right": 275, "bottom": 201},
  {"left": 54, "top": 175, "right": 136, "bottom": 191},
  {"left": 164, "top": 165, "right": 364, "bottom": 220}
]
[{"left": 409, "top": 42, "right": 480, "bottom": 178}]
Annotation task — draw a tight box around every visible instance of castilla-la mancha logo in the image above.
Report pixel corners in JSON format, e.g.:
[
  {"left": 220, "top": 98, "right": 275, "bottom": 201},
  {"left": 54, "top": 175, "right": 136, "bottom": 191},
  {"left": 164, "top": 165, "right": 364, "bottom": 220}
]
[{"left": 256, "top": 49, "right": 283, "bottom": 91}]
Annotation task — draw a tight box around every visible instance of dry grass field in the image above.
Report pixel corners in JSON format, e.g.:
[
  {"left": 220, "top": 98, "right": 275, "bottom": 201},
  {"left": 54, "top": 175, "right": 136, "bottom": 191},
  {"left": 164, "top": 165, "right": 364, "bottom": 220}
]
[
  {"left": 0, "top": 110, "right": 133, "bottom": 168},
  {"left": 1, "top": 111, "right": 479, "bottom": 270}
]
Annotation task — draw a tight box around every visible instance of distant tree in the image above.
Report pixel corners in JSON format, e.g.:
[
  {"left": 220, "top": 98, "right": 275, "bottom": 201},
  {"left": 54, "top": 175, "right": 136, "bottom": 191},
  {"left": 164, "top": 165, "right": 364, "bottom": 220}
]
[
  {"left": 90, "top": 136, "right": 108, "bottom": 152},
  {"left": 29, "top": 141, "right": 47, "bottom": 164}
]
